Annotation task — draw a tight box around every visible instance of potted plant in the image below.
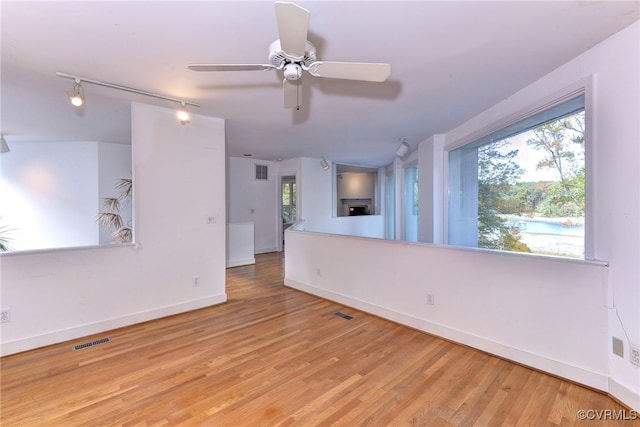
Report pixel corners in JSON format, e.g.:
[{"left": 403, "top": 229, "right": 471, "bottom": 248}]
[
  {"left": 96, "top": 178, "right": 132, "bottom": 243},
  {"left": 0, "top": 216, "right": 15, "bottom": 251}
]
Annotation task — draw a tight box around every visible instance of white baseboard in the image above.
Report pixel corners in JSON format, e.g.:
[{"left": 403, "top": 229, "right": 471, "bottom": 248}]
[
  {"left": 255, "top": 247, "right": 278, "bottom": 255},
  {"left": 0, "top": 294, "right": 227, "bottom": 357},
  {"left": 226, "top": 257, "right": 256, "bottom": 267},
  {"left": 284, "top": 278, "right": 609, "bottom": 392},
  {"left": 609, "top": 378, "right": 640, "bottom": 411}
]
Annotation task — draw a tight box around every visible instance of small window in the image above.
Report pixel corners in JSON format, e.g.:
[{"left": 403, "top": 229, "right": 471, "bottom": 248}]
[
  {"left": 448, "top": 94, "right": 586, "bottom": 258},
  {"left": 255, "top": 164, "right": 268, "bottom": 181}
]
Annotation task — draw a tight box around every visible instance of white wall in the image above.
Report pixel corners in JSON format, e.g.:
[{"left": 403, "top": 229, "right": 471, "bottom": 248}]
[
  {"left": 227, "top": 157, "right": 278, "bottom": 254},
  {"left": 418, "top": 134, "right": 445, "bottom": 244},
  {"left": 285, "top": 22, "right": 640, "bottom": 410},
  {"left": 0, "top": 103, "right": 227, "bottom": 356},
  {"left": 227, "top": 222, "right": 255, "bottom": 267},
  {"left": 337, "top": 172, "right": 376, "bottom": 200},
  {"left": 226, "top": 156, "right": 385, "bottom": 248},
  {"left": 0, "top": 140, "right": 132, "bottom": 250},
  {"left": 0, "top": 140, "right": 100, "bottom": 250},
  {"left": 299, "top": 157, "right": 384, "bottom": 239},
  {"left": 286, "top": 231, "right": 609, "bottom": 389},
  {"left": 442, "top": 21, "right": 640, "bottom": 409}
]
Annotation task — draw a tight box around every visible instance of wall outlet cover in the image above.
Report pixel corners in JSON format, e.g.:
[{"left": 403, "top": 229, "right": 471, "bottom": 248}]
[
  {"left": 426, "top": 292, "right": 435, "bottom": 305},
  {"left": 612, "top": 336, "right": 624, "bottom": 358},
  {"left": 631, "top": 345, "right": 640, "bottom": 367}
]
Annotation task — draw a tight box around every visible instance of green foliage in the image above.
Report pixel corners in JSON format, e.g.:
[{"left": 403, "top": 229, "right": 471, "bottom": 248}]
[
  {"left": 478, "top": 140, "right": 531, "bottom": 252},
  {"left": 281, "top": 181, "right": 297, "bottom": 222},
  {"left": 526, "top": 111, "right": 585, "bottom": 215},
  {"left": 510, "top": 182, "right": 545, "bottom": 214},
  {"left": 476, "top": 110, "right": 585, "bottom": 255}
]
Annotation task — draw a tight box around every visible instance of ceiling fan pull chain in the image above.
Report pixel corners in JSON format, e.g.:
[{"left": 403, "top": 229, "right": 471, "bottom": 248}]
[{"left": 297, "top": 65, "right": 301, "bottom": 110}]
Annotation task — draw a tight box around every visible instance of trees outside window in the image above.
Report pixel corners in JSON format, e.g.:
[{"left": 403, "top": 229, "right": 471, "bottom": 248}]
[
  {"left": 282, "top": 179, "right": 296, "bottom": 223},
  {"left": 450, "top": 95, "right": 585, "bottom": 258}
]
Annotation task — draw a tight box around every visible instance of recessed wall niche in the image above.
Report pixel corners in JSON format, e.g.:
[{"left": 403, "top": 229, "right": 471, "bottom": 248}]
[{"left": 335, "top": 164, "right": 379, "bottom": 217}]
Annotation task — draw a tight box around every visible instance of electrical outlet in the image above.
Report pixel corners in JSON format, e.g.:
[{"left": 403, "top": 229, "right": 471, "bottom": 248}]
[
  {"left": 631, "top": 345, "right": 640, "bottom": 367},
  {"left": 426, "top": 292, "right": 435, "bottom": 305},
  {"left": 1, "top": 309, "right": 11, "bottom": 323},
  {"left": 612, "top": 336, "right": 624, "bottom": 358},
  {"left": 206, "top": 215, "right": 216, "bottom": 224},
  {"left": 193, "top": 276, "right": 200, "bottom": 287}
]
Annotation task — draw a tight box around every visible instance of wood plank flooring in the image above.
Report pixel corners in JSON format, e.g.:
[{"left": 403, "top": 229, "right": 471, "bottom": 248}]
[{"left": 1, "top": 252, "right": 633, "bottom": 426}]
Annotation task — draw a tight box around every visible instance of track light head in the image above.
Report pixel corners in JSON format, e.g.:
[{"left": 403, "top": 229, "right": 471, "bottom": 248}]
[
  {"left": 320, "top": 157, "right": 330, "bottom": 171},
  {"left": 396, "top": 138, "right": 410, "bottom": 157},
  {"left": 177, "top": 102, "right": 190, "bottom": 125},
  {"left": 69, "top": 79, "right": 84, "bottom": 107},
  {"left": 56, "top": 72, "right": 201, "bottom": 118}
]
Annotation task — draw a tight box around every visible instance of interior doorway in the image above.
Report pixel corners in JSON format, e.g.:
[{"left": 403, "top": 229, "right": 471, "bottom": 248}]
[{"left": 281, "top": 175, "right": 297, "bottom": 250}]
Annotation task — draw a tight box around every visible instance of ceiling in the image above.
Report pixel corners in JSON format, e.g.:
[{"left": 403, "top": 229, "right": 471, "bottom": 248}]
[{"left": 2, "top": 1, "right": 638, "bottom": 168}]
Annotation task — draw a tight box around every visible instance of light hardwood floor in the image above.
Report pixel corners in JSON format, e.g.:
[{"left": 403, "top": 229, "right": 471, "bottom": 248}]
[{"left": 1, "top": 252, "right": 633, "bottom": 426}]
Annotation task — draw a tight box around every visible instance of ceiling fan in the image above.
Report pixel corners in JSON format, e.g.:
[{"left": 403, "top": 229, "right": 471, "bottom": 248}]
[{"left": 188, "top": 1, "right": 391, "bottom": 110}]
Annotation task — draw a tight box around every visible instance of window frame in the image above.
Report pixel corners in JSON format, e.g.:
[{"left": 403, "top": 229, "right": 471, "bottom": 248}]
[
  {"left": 444, "top": 79, "right": 594, "bottom": 260},
  {"left": 402, "top": 161, "right": 419, "bottom": 242}
]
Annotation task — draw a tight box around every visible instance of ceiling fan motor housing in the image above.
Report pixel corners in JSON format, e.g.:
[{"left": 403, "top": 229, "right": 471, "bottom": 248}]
[{"left": 268, "top": 39, "right": 317, "bottom": 70}]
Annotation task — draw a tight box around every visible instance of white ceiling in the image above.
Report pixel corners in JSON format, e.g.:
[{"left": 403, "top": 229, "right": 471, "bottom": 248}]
[{"left": 2, "top": 1, "right": 638, "bottom": 167}]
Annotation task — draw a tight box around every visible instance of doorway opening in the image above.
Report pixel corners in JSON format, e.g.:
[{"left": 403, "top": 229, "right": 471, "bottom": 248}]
[{"left": 281, "top": 175, "right": 297, "bottom": 249}]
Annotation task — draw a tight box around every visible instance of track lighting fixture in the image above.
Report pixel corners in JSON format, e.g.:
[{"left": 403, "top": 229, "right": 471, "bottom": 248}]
[
  {"left": 0, "top": 135, "right": 10, "bottom": 153},
  {"left": 56, "top": 72, "right": 199, "bottom": 124},
  {"left": 69, "top": 79, "right": 84, "bottom": 107},
  {"left": 177, "top": 102, "right": 190, "bottom": 125},
  {"left": 320, "top": 157, "right": 330, "bottom": 171},
  {"left": 396, "top": 138, "right": 410, "bottom": 157}
]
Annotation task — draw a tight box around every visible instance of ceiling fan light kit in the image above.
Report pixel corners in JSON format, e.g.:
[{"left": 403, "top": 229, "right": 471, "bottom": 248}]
[{"left": 188, "top": 1, "right": 391, "bottom": 110}]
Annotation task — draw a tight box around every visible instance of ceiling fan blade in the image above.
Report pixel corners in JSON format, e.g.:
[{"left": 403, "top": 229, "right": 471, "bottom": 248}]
[
  {"left": 283, "top": 78, "right": 302, "bottom": 110},
  {"left": 274, "top": 1, "right": 310, "bottom": 58},
  {"left": 188, "top": 64, "right": 276, "bottom": 72},
  {"left": 307, "top": 62, "right": 391, "bottom": 82}
]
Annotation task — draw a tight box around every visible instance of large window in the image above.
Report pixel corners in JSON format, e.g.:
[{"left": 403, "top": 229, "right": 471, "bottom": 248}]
[{"left": 448, "top": 94, "right": 586, "bottom": 258}]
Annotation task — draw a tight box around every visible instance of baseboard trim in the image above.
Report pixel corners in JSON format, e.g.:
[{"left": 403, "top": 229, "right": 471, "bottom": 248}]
[
  {"left": 255, "top": 247, "right": 278, "bottom": 255},
  {"left": 226, "top": 257, "right": 256, "bottom": 267},
  {"left": 609, "top": 378, "right": 640, "bottom": 411},
  {"left": 284, "top": 278, "right": 609, "bottom": 392},
  {"left": 0, "top": 294, "right": 227, "bottom": 357}
]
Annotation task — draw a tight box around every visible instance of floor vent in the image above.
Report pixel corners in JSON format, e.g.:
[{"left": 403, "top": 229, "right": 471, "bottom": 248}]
[
  {"left": 72, "top": 337, "right": 111, "bottom": 352},
  {"left": 334, "top": 311, "right": 354, "bottom": 320}
]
